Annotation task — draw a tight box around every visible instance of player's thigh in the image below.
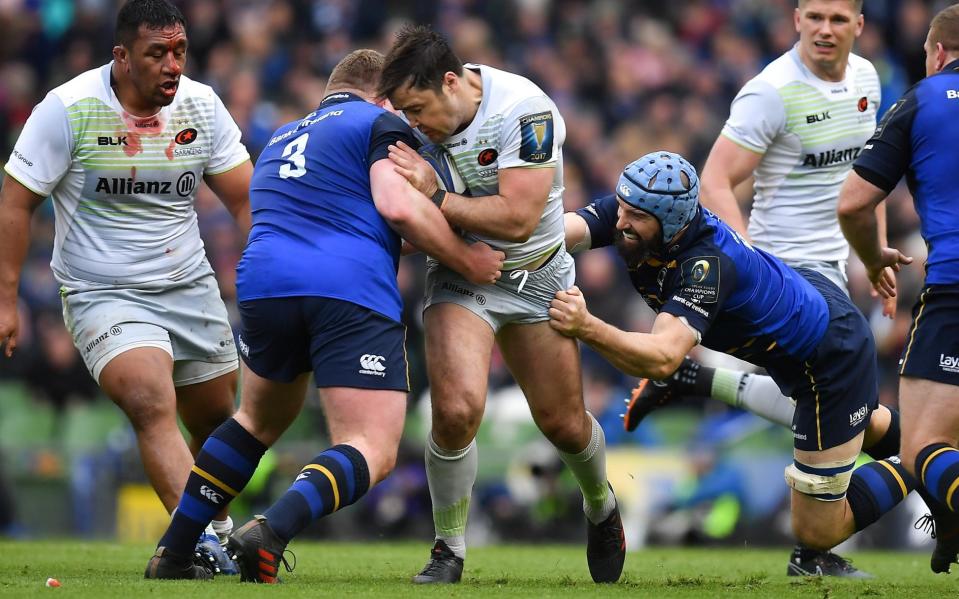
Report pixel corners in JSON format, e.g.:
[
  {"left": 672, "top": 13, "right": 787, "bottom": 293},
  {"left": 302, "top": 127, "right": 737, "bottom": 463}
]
[
  {"left": 897, "top": 284, "right": 959, "bottom": 468},
  {"left": 235, "top": 364, "right": 311, "bottom": 447},
  {"left": 899, "top": 377, "right": 959, "bottom": 469},
  {"left": 98, "top": 346, "right": 177, "bottom": 424},
  {"left": 423, "top": 302, "right": 495, "bottom": 417},
  {"left": 496, "top": 320, "right": 584, "bottom": 418},
  {"left": 319, "top": 386, "right": 407, "bottom": 480},
  {"left": 175, "top": 369, "right": 238, "bottom": 440}
]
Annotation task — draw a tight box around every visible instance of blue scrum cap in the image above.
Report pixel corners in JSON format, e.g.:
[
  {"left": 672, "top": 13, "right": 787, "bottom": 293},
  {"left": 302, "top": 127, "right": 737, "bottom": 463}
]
[{"left": 617, "top": 151, "right": 700, "bottom": 243}]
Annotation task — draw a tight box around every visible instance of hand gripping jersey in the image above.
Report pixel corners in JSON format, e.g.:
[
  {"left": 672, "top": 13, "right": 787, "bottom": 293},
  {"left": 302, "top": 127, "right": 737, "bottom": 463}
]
[
  {"left": 721, "top": 47, "right": 880, "bottom": 263},
  {"left": 3, "top": 63, "right": 249, "bottom": 292},
  {"left": 577, "top": 195, "right": 830, "bottom": 391},
  {"left": 440, "top": 64, "right": 567, "bottom": 269}
]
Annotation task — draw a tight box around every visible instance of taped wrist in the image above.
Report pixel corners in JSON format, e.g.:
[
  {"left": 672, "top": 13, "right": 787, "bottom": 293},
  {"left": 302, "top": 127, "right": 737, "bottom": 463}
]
[{"left": 431, "top": 188, "right": 447, "bottom": 209}]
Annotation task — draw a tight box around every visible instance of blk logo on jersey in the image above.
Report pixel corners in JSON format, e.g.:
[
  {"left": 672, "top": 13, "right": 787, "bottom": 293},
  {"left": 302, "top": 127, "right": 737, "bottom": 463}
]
[
  {"left": 174, "top": 128, "right": 198, "bottom": 145},
  {"left": 519, "top": 111, "right": 553, "bottom": 163},
  {"left": 857, "top": 96, "right": 869, "bottom": 112}
]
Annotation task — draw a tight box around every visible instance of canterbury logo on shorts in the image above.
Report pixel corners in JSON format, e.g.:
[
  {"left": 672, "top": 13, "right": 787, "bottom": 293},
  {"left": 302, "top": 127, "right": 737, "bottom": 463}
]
[{"left": 358, "top": 354, "right": 386, "bottom": 377}]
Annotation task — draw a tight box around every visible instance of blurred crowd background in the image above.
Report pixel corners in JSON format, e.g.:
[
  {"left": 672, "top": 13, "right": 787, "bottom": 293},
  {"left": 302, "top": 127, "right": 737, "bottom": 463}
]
[{"left": 0, "top": 0, "right": 948, "bottom": 551}]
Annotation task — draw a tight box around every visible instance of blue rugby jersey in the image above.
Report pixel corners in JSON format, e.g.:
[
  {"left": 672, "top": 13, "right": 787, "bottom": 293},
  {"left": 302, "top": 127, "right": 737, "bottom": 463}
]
[
  {"left": 577, "top": 196, "right": 829, "bottom": 369},
  {"left": 236, "top": 93, "right": 418, "bottom": 321},
  {"left": 853, "top": 59, "right": 959, "bottom": 285}
]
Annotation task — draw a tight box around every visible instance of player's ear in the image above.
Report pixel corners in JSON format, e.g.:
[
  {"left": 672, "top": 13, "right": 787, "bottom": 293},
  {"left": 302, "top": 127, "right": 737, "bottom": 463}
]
[
  {"left": 113, "top": 45, "right": 127, "bottom": 66},
  {"left": 443, "top": 71, "right": 458, "bottom": 92}
]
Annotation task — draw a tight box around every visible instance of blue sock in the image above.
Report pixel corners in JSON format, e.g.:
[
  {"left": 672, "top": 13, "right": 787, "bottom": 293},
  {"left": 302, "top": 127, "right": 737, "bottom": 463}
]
[
  {"left": 159, "top": 418, "right": 267, "bottom": 555},
  {"left": 263, "top": 444, "right": 370, "bottom": 543},
  {"left": 846, "top": 456, "right": 915, "bottom": 531},
  {"left": 917, "top": 443, "right": 959, "bottom": 511},
  {"left": 863, "top": 408, "right": 900, "bottom": 460}
]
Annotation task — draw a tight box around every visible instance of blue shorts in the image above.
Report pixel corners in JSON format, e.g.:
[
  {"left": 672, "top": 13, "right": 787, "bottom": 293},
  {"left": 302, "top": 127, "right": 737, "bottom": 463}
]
[
  {"left": 787, "top": 269, "right": 879, "bottom": 452},
  {"left": 237, "top": 297, "right": 409, "bottom": 391},
  {"left": 899, "top": 284, "right": 959, "bottom": 385}
]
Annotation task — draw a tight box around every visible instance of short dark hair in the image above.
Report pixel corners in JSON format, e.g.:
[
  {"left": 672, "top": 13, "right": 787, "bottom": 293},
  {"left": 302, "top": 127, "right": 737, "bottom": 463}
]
[
  {"left": 930, "top": 4, "right": 959, "bottom": 52},
  {"left": 115, "top": 0, "right": 186, "bottom": 48},
  {"left": 797, "top": 0, "right": 863, "bottom": 12},
  {"left": 378, "top": 24, "right": 463, "bottom": 99},
  {"left": 326, "top": 49, "right": 385, "bottom": 95}
]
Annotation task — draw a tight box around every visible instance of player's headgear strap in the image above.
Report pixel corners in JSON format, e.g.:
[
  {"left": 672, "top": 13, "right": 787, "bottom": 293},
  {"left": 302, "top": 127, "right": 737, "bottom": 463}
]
[{"left": 617, "top": 151, "right": 700, "bottom": 243}]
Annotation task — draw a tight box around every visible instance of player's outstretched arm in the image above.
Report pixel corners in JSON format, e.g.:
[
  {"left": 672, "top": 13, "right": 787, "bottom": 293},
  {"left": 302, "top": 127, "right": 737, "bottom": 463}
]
[
  {"left": 370, "top": 159, "right": 504, "bottom": 285},
  {"left": 700, "top": 136, "right": 762, "bottom": 239},
  {"left": 563, "top": 212, "right": 591, "bottom": 254},
  {"left": 205, "top": 160, "right": 253, "bottom": 235},
  {"left": 549, "top": 286, "right": 697, "bottom": 379},
  {"left": 0, "top": 176, "right": 45, "bottom": 357}
]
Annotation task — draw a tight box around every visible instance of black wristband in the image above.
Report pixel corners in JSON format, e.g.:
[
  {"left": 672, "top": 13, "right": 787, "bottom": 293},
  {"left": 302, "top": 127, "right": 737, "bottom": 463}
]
[{"left": 430, "top": 188, "right": 447, "bottom": 208}]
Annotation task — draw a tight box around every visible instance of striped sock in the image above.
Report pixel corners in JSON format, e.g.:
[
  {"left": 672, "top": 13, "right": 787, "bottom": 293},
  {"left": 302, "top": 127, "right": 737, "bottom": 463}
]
[
  {"left": 917, "top": 443, "right": 959, "bottom": 511},
  {"left": 846, "top": 456, "right": 915, "bottom": 531},
  {"left": 159, "top": 418, "right": 267, "bottom": 555},
  {"left": 558, "top": 413, "right": 614, "bottom": 524},
  {"left": 263, "top": 444, "right": 370, "bottom": 543}
]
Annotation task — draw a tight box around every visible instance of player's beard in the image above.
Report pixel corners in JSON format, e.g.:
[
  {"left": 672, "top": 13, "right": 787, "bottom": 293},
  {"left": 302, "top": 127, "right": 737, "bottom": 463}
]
[{"left": 614, "top": 230, "right": 660, "bottom": 268}]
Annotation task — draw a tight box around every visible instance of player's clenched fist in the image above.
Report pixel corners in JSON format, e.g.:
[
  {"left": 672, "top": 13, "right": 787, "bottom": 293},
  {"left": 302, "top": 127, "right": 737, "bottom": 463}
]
[
  {"left": 549, "top": 286, "right": 589, "bottom": 336},
  {"left": 463, "top": 241, "right": 505, "bottom": 285}
]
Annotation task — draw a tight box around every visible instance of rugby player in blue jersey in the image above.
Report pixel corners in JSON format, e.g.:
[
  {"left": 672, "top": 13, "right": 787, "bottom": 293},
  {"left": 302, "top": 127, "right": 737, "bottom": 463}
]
[
  {"left": 145, "top": 49, "right": 504, "bottom": 582},
  {"left": 554, "top": 151, "right": 918, "bottom": 576},
  {"left": 839, "top": 3, "right": 959, "bottom": 574}
]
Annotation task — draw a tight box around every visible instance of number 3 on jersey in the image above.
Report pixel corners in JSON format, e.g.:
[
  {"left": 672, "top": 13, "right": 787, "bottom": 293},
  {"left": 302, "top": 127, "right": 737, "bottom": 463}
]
[{"left": 279, "top": 133, "right": 309, "bottom": 179}]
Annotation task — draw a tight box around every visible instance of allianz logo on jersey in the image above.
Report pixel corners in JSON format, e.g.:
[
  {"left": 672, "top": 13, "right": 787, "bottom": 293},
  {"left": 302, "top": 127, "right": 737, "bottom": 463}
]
[
  {"left": 358, "top": 353, "right": 387, "bottom": 377},
  {"left": 802, "top": 146, "right": 862, "bottom": 168},
  {"left": 95, "top": 172, "right": 196, "bottom": 197}
]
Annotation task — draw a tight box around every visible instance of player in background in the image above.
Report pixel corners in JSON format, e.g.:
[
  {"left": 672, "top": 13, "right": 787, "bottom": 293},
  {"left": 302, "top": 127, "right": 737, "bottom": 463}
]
[
  {"left": 623, "top": 0, "right": 903, "bottom": 575},
  {"left": 379, "top": 25, "right": 625, "bottom": 584},
  {"left": 146, "top": 49, "right": 504, "bottom": 582},
  {"left": 0, "top": 0, "right": 249, "bottom": 576},
  {"left": 560, "top": 151, "right": 916, "bottom": 578},
  {"left": 839, "top": 3, "right": 959, "bottom": 575}
]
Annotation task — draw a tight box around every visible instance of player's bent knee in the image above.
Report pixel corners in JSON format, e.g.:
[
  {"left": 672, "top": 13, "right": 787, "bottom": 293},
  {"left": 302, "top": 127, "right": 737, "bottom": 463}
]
[{"left": 784, "top": 456, "right": 856, "bottom": 501}]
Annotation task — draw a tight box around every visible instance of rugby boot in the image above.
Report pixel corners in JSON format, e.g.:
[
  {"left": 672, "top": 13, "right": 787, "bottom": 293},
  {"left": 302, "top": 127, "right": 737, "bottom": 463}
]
[
  {"left": 412, "top": 539, "right": 464, "bottom": 584},
  {"left": 144, "top": 546, "right": 214, "bottom": 580},
  {"left": 786, "top": 545, "right": 873, "bottom": 578},
  {"left": 227, "top": 515, "right": 293, "bottom": 583},
  {"left": 623, "top": 357, "right": 704, "bottom": 431},
  {"left": 196, "top": 531, "right": 239, "bottom": 575},
  {"left": 915, "top": 507, "right": 959, "bottom": 573},
  {"left": 586, "top": 487, "right": 626, "bottom": 583}
]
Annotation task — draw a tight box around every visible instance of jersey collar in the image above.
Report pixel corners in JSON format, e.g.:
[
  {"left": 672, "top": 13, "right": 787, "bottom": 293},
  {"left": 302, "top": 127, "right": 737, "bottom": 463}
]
[{"left": 319, "top": 92, "right": 366, "bottom": 108}]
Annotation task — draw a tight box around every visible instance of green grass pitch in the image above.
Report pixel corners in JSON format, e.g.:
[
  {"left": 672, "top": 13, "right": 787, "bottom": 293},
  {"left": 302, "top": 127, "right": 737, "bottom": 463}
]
[{"left": 0, "top": 541, "right": 956, "bottom": 598}]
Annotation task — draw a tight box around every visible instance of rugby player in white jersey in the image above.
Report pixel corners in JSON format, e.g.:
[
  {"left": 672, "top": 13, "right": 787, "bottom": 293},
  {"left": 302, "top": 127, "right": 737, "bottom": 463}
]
[
  {"left": 622, "top": 0, "right": 908, "bottom": 577},
  {"left": 0, "top": 0, "right": 250, "bottom": 578},
  {"left": 379, "top": 25, "right": 624, "bottom": 584}
]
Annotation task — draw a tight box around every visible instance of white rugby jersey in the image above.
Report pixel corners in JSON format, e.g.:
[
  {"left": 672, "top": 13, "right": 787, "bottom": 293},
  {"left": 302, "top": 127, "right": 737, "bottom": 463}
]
[
  {"left": 4, "top": 63, "right": 249, "bottom": 291},
  {"left": 721, "top": 46, "right": 880, "bottom": 263},
  {"left": 441, "top": 64, "right": 566, "bottom": 269}
]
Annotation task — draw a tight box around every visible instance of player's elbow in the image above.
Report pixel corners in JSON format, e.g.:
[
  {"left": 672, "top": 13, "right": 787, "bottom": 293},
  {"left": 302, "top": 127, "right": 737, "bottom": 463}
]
[
  {"left": 644, "top": 350, "right": 686, "bottom": 381},
  {"left": 500, "top": 215, "right": 538, "bottom": 243},
  {"left": 376, "top": 193, "right": 415, "bottom": 227}
]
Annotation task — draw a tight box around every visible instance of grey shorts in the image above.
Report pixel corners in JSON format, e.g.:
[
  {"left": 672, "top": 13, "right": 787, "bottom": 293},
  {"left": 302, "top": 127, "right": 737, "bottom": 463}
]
[
  {"left": 785, "top": 259, "right": 848, "bottom": 293},
  {"left": 62, "top": 268, "right": 238, "bottom": 385},
  {"left": 424, "top": 246, "right": 575, "bottom": 332}
]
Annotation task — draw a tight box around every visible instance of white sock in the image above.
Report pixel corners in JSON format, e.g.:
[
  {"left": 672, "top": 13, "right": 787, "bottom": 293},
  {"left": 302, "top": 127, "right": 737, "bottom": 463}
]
[
  {"left": 426, "top": 434, "right": 477, "bottom": 559},
  {"left": 732, "top": 373, "right": 795, "bottom": 428},
  {"left": 558, "top": 413, "right": 615, "bottom": 524},
  {"left": 211, "top": 516, "right": 233, "bottom": 546}
]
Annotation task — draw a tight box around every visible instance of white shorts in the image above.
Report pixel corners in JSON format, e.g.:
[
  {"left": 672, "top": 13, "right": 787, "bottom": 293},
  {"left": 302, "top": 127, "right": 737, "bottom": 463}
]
[
  {"left": 423, "top": 246, "right": 575, "bottom": 332},
  {"left": 784, "top": 259, "right": 848, "bottom": 293},
  {"left": 61, "top": 267, "right": 238, "bottom": 385}
]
